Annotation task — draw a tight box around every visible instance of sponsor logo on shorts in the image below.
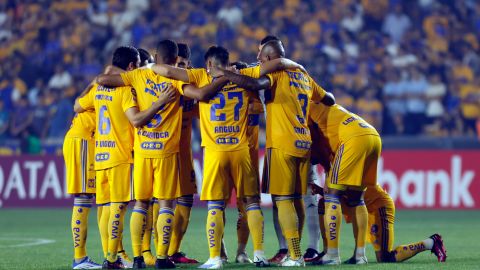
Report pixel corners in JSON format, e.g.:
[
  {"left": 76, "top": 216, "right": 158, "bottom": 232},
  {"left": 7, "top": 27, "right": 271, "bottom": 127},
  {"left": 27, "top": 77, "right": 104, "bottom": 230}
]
[
  {"left": 295, "top": 140, "right": 311, "bottom": 150},
  {"left": 95, "top": 153, "right": 110, "bottom": 161},
  {"left": 141, "top": 142, "right": 163, "bottom": 150},
  {"left": 216, "top": 137, "right": 239, "bottom": 145}
]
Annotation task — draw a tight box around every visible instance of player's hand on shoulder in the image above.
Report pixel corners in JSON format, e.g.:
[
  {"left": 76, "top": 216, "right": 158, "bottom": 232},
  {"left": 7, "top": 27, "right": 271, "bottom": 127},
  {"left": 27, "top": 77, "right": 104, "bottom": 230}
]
[
  {"left": 104, "top": 65, "right": 124, "bottom": 75},
  {"left": 157, "top": 83, "right": 176, "bottom": 106}
]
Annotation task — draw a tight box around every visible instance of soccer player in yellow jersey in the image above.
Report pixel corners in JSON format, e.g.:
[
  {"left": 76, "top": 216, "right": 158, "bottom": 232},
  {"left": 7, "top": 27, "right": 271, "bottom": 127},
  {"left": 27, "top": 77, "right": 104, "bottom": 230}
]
[
  {"left": 76, "top": 46, "right": 176, "bottom": 269},
  {"left": 307, "top": 103, "right": 447, "bottom": 264},
  {"left": 64, "top": 85, "right": 101, "bottom": 269},
  {"left": 211, "top": 40, "right": 334, "bottom": 267},
  {"left": 96, "top": 40, "right": 228, "bottom": 269}
]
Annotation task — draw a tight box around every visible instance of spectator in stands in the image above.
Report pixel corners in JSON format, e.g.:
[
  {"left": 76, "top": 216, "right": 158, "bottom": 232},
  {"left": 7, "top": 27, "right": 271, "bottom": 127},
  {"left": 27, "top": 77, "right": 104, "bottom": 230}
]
[
  {"left": 47, "top": 88, "right": 74, "bottom": 140},
  {"left": 356, "top": 88, "right": 383, "bottom": 132},
  {"left": 48, "top": 64, "right": 72, "bottom": 89},
  {"left": 217, "top": 0, "right": 243, "bottom": 29},
  {"left": 404, "top": 67, "right": 429, "bottom": 135},
  {"left": 0, "top": 100, "right": 10, "bottom": 140},
  {"left": 382, "top": 4, "right": 411, "bottom": 43},
  {"left": 459, "top": 77, "right": 480, "bottom": 135}
]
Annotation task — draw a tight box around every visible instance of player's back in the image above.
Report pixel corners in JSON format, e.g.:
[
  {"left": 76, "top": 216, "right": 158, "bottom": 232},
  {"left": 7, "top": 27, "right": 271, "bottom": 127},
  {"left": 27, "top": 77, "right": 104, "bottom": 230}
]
[
  {"left": 187, "top": 68, "right": 250, "bottom": 151},
  {"left": 310, "top": 103, "right": 379, "bottom": 153},
  {"left": 120, "top": 68, "right": 185, "bottom": 157},
  {"left": 82, "top": 83, "right": 135, "bottom": 170},
  {"left": 65, "top": 111, "right": 96, "bottom": 139},
  {"left": 265, "top": 69, "right": 326, "bottom": 157}
]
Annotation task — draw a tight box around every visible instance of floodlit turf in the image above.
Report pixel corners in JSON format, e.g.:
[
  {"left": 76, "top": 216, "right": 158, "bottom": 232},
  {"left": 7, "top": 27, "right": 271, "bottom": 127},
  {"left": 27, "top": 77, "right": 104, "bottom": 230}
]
[{"left": 0, "top": 208, "right": 478, "bottom": 269}]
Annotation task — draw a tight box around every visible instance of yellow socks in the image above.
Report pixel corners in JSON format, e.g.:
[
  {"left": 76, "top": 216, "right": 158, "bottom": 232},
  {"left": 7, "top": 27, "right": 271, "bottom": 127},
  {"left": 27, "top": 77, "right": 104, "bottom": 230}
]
[
  {"left": 352, "top": 202, "right": 368, "bottom": 258},
  {"left": 276, "top": 199, "right": 302, "bottom": 259},
  {"left": 324, "top": 194, "right": 341, "bottom": 256},
  {"left": 98, "top": 204, "right": 110, "bottom": 258},
  {"left": 168, "top": 195, "right": 193, "bottom": 256},
  {"left": 130, "top": 204, "right": 148, "bottom": 257},
  {"left": 72, "top": 196, "right": 93, "bottom": 260},
  {"left": 318, "top": 198, "right": 327, "bottom": 253},
  {"left": 206, "top": 201, "right": 225, "bottom": 258},
  {"left": 393, "top": 239, "right": 433, "bottom": 262},
  {"left": 246, "top": 202, "right": 264, "bottom": 252},
  {"left": 107, "top": 202, "right": 127, "bottom": 262},
  {"left": 293, "top": 197, "right": 305, "bottom": 240},
  {"left": 156, "top": 207, "right": 175, "bottom": 258},
  {"left": 236, "top": 200, "right": 249, "bottom": 253},
  {"left": 152, "top": 199, "right": 159, "bottom": 253},
  {"left": 142, "top": 201, "right": 154, "bottom": 254}
]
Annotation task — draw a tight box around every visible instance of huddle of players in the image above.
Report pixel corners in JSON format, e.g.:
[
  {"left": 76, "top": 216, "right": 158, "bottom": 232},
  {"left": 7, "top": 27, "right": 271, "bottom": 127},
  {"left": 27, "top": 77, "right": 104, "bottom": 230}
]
[{"left": 64, "top": 35, "right": 447, "bottom": 270}]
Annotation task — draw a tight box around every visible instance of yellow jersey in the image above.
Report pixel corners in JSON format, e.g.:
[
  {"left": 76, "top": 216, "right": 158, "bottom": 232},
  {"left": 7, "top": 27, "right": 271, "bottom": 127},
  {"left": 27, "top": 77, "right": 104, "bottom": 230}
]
[
  {"left": 120, "top": 68, "right": 185, "bottom": 158},
  {"left": 264, "top": 69, "right": 327, "bottom": 157},
  {"left": 309, "top": 103, "right": 379, "bottom": 153},
  {"left": 187, "top": 68, "right": 257, "bottom": 151},
  {"left": 78, "top": 83, "right": 136, "bottom": 170},
  {"left": 65, "top": 111, "right": 95, "bottom": 139}
]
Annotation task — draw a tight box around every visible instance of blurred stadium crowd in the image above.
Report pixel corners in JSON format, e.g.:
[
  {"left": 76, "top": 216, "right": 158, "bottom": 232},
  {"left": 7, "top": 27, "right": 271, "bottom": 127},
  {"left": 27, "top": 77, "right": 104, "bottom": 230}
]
[{"left": 0, "top": 0, "right": 479, "bottom": 154}]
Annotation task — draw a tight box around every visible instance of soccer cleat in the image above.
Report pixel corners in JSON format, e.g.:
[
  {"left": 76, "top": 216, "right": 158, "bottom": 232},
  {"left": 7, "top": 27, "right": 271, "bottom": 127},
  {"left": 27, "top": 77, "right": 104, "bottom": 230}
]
[
  {"left": 253, "top": 253, "right": 270, "bottom": 267},
  {"left": 170, "top": 252, "right": 199, "bottom": 264},
  {"left": 155, "top": 258, "right": 176, "bottom": 269},
  {"left": 118, "top": 252, "right": 133, "bottom": 269},
  {"left": 132, "top": 256, "right": 146, "bottom": 269},
  {"left": 235, "top": 252, "right": 253, "bottom": 264},
  {"left": 142, "top": 251, "right": 156, "bottom": 266},
  {"left": 102, "top": 258, "right": 124, "bottom": 269},
  {"left": 220, "top": 256, "right": 228, "bottom": 264},
  {"left": 303, "top": 248, "right": 320, "bottom": 263},
  {"left": 198, "top": 257, "right": 223, "bottom": 269},
  {"left": 313, "top": 254, "right": 341, "bottom": 266},
  {"left": 343, "top": 256, "right": 368, "bottom": 264},
  {"left": 430, "top": 234, "right": 447, "bottom": 262},
  {"left": 279, "top": 256, "right": 305, "bottom": 267},
  {"left": 268, "top": 249, "right": 288, "bottom": 264},
  {"left": 72, "top": 256, "right": 102, "bottom": 269}
]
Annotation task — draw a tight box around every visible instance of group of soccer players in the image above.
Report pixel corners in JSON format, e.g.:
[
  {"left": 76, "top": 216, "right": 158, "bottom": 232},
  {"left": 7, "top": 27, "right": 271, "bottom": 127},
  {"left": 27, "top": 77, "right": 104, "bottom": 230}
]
[{"left": 63, "top": 35, "right": 447, "bottom": 269}]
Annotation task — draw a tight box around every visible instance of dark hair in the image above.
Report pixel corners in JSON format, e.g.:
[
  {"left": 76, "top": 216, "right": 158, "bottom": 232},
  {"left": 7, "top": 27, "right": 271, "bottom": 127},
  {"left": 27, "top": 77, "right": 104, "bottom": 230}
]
[
  {"left": 156, "top": 39, "right": 178, "bottom": 64},
  {"left": 260, "top": 35, "right": 280, "bottom": 45},
  {"left": 262, "top": 40, "right": 285, "bottom": 58},
  {"left": 112, "top": 46, "right": 139, "bottom": 70},
  {"left": 204, "top": 45, "right": 229, "bottom": 66},
  {"left": 230, "top": 61, "right": 248, "bottom": 70},
  {"left": 138, "top": 48, "right": 153, "bottom": 65},
  {"left": 178, "top": 43, "right": 191, "bottom": 59}
]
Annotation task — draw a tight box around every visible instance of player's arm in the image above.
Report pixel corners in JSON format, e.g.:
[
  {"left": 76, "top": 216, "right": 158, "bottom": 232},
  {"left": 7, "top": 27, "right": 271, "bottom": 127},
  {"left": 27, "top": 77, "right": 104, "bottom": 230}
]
[
  {"left": 215, "top": 68, "right": 271, "bottom": 91},
  {"left": 95, "top": 65, "right": 127, "bottom": 87},
  {"left": 150, "top": 64, "right": 190, "bottom": 82},
  {"left": 124, "top": 85, "right": 176, "bottom": 128},
  {"left": 74, "top": 83, "right": 95, "bottom": 113},
  {"left": 259, "top": 58, "right": 307, "bottom": 76},
  {"left": 182, "top": 76, "right": 229, "bottom": 101}
]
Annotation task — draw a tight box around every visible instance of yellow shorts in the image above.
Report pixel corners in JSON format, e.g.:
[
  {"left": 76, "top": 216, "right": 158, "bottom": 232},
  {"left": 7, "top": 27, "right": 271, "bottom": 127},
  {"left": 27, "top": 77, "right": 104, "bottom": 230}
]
[
  {"left": 178, "top": 149, "right": 197, "bottom": 196},
  {"left": 134, "top": 153, "right": 182, "bottom": 200},
  {"left": 201, "top": 148, "right": 259, "bottom": 201},
  {"left": 262, "top": 148, "right": 311, "bottom": 196},
  {"left": 327, "top": 135, "right": 381, "bottom": 190},
  {"left": 63, "top": 137, "right": 95, "bottom": 194},
  {"left": 96, "top": 163, "right": 133, "bottom": 204}
]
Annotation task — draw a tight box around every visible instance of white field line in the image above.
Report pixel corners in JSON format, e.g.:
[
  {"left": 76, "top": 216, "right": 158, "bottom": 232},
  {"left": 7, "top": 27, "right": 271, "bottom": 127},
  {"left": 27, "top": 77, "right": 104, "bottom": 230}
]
[{"left": 0, "top": 237, "right": 55, "bottom": 248}]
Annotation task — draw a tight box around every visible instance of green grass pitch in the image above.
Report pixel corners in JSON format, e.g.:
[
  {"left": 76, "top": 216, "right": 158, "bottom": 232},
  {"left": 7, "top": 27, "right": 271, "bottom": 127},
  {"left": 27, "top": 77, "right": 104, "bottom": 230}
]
[{"left": 0, "top": 208, "right": 479, "bottom": 269}]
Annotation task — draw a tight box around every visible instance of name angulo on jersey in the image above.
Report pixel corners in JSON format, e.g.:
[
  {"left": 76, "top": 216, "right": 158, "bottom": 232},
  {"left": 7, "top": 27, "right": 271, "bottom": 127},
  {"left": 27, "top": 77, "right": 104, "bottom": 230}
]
[
  {"left": 144, "top": 79, "right": 170, "bottom": 97},
  {"left": 216, "top": 137, "right": 239, "bottom": 145},
  {"left": 141, "top": 141, "right": 164, "bottom": 150},
  {"left": 295, "top": 140, "right": 311, "bottom": 150}
]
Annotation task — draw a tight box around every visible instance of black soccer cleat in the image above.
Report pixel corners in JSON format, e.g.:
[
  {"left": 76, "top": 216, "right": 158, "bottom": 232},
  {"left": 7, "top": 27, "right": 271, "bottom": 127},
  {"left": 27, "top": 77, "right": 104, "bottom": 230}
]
[
  {"left": 102, "top": 258, "right": 124, "bottom": 269},
  {"left": 155, "top": 258, "right": 176, "bottom": 269},
  {"left": 133, "top": 256, "right": 146, "bottom": 269}
]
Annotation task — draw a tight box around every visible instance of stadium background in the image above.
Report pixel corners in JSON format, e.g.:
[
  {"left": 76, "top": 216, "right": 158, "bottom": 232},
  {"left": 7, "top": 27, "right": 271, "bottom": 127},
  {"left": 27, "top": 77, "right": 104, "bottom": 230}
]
[{"left": 0, "top": 0, "right": 480, "bottom": 269}]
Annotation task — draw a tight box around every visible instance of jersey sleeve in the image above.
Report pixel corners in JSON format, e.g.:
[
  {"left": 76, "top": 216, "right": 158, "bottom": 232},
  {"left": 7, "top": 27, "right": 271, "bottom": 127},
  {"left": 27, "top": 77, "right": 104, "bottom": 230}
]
[
  {"left": 240, "top": 65, "right": 261, "bottom": 78},
  {"left": 310, "top": 79, "right": 327, "bottom": 102},
  {"left": 173, "top": 79, "right": 186, "bottom": 95},
  {"left": 78, "top": 87, "right": 95, "bottom": 110},
  {"left": 186, "top": 68, "right": 206, "bottom": 85},
  {"left": 121, "top": 87, "right": 138, "bottom": 112}
]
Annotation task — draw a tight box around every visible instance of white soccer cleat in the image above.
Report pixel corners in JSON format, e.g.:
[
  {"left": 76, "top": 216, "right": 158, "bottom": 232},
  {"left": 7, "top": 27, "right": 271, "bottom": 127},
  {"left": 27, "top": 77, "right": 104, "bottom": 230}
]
[
  {"left": 279, "top": 256, "right": 305, "bottom": 267},
  {"left": 253, "top": 252, "right": 270, "bottom": 267},
  {"left": 72, "top": 256, "right": 102, "bottom": 269},
  {"left": 118, "top": 254, "right": 133, "bottom": 269},
  {"left": 344, "top": 255, "right": 368, "bottom": 264},
  {"left": 315, "top": 254, "right": 341, "bottom": 265},
  {"left": 199, "top": 257, "right": 223, "bottom": 269},
  {"left": 235, "top": 252, "right": 253, "bottom": 263}
]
